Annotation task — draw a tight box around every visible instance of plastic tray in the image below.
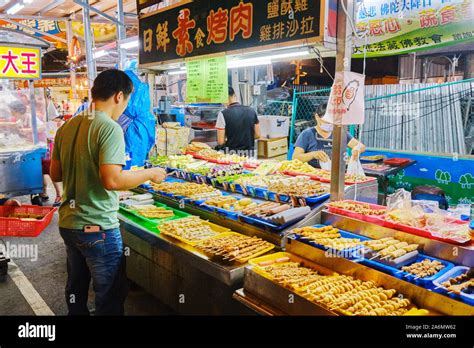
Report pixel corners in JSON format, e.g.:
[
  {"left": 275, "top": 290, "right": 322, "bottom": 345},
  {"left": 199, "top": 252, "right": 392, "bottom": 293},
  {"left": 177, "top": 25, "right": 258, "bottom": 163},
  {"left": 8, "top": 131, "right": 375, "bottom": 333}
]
[
  {"left": 327, "top": 200, "right": 387, "bottom": 224},
  {"left": 384, "top": 158, "right": 411, "bottom": 166},
  {"left": 157, "top": 220, "right": 230, "bottom": 246},
  {"left": 432, "top": 266, "right": 474, "bottom": 305},
  {"left": 290, "top": 225, "right": 370, "bottom": 260},
  {"left": 361, "top": 253, "right": 454, "bottom": 286},
  {"left": 383, "top": 219, "right": 471, "bottom": 246},
  {"left": 119, "top": 202, "right": 191, "bottom": 226},
  {"left": 360, "top": 156, "right": 385, "bottom": 163},
  {"left": 195, "top": 232, "right": 275, "bottom": 263},
  {"left": 0, "top": 205, "right": 57, "bottom": 237}
]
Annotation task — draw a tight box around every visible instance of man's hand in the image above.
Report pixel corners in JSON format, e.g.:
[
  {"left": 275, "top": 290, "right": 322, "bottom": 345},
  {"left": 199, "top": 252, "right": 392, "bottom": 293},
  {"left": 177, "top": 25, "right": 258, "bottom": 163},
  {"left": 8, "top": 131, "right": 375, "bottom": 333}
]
[
  {"left": 148, "top": 167, "right": 167, "bottom": 184},
  {"left": 5, "top": 199, "right": 21, "bottom": 207},
  {"left": 313, "top": 151, "right": 330, "bottom": 162}
]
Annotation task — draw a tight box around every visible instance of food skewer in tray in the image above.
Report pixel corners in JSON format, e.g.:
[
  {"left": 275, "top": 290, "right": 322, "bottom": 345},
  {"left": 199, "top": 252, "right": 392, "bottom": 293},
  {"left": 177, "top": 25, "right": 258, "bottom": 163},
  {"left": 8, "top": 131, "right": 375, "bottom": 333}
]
[{"left": 254, "top": 259, "right": 413, "bottom": 316}]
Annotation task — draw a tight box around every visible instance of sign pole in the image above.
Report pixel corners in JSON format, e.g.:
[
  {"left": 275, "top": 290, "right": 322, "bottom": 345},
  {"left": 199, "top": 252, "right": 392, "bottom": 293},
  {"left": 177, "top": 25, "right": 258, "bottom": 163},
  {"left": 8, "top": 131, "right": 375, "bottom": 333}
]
[
  {"left": 330, "top": 0, "right": 354, "bottom": 202},
  {"left": 82, "top": 0, "right": 97, "bottom": 90},
  {"left": 28, "top": 80, "right": 39, "bottom": 145}
]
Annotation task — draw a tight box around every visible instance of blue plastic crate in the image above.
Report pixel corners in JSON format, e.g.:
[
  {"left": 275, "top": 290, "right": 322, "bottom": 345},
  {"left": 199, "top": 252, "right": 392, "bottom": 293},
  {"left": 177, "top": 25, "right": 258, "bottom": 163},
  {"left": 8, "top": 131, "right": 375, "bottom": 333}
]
[
  {"left": 290, "top": 225, "right": 370, "bottom": 261},
  {"left": 361, "top": 253, "right": 454, "bottom": 286},
  {"left": 432, "top": 266, "right": 474, "bottom": 305}
]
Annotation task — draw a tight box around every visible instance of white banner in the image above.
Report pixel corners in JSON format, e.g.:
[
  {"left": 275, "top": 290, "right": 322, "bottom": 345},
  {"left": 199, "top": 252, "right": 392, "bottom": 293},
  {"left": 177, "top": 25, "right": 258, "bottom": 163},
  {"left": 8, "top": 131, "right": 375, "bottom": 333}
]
[{"left": 323, "top": 71, "right": 366, "bottom": 125}]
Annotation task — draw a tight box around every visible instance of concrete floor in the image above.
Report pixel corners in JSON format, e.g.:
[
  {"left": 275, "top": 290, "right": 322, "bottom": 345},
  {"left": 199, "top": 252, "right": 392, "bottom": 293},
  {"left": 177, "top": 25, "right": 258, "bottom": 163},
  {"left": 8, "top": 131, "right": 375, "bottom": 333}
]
[{"left": 0, "top": 190, "right": 175, "bottom": 316}]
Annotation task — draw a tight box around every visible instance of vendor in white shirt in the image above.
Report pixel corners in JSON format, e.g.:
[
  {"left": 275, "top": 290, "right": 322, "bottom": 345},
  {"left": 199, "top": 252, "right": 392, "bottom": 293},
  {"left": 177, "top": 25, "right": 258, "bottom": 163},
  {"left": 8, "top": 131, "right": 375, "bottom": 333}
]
[{"left": 292, "top": 103, "right": 366, "bottom": 168}]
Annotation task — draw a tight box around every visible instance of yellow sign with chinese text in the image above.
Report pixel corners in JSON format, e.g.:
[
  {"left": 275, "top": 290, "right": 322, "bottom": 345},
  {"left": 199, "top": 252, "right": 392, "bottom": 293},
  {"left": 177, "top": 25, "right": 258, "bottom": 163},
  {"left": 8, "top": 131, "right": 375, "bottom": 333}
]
[{"left": 0, "top": 46, "right": 41, "bottom": 80}]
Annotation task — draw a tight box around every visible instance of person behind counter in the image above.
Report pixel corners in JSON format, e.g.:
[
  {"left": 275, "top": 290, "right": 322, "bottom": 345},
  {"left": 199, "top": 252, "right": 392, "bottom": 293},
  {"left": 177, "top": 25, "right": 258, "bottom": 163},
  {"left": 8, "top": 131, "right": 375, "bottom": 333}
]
[
  {"left": 216, "top": 87, "right": 261, "bottom": 157},
  {"left": 50, "top": 69, "right": 167, "bottom": 316},
  {"left": 292, "top": 103, "right": 366, "bottom": 168}
]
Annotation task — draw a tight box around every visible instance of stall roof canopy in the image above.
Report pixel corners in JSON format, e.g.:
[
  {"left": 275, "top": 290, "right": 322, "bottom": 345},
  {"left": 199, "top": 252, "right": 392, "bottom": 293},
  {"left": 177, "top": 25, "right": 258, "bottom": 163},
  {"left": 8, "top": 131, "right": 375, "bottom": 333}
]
[
  {"left": 0, "top": 27, "right": 49, "bottom": 48},
  {"left": 0, "top": 0, "right": 138, "bottom": 22}
]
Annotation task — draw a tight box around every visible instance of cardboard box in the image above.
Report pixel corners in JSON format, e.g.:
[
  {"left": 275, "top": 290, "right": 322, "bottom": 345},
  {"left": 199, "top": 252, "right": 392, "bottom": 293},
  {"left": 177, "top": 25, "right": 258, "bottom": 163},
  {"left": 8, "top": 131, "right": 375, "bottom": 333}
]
[
  {"left": 258, "top": 115, "right": 291, "bottom": 139},
  {"left": 156, "top": 126, "right": 191, "bottom": 156}
]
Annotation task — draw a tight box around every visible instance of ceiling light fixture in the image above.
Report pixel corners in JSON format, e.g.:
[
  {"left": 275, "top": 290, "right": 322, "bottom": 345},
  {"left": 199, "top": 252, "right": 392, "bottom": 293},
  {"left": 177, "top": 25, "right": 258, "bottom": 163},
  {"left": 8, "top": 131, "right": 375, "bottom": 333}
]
[{"left": 7, "top": 3, "right": 25, "bottom": 14}]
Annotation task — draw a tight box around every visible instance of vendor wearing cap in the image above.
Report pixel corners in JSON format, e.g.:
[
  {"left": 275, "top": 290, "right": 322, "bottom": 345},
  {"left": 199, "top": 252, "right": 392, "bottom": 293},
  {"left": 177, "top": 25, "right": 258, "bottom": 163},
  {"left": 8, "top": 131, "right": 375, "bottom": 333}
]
[{"left": 292, "top": 103, "right": 366, "bottom": 168}]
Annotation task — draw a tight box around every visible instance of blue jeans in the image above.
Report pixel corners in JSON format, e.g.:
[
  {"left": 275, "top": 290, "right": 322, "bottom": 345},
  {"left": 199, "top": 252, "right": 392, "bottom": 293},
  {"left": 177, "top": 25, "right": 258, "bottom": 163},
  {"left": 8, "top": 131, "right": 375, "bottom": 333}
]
[{"left": 59, "top": 228, "right": 128, "bottom": 315}]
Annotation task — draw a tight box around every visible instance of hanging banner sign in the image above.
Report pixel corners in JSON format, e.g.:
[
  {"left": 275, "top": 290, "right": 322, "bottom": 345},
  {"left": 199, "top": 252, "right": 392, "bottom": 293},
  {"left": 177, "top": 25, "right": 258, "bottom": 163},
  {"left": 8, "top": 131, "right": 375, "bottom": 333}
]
[
  {"left": 354, "top": 0, "right": 474, "bottom": 58},
  {"left": 324, "top": 71, "right": 365, "bottom": 125},
  {"left": 0, "top": 19, "right": 62, "bottom": 37},
  {"left": 0, "top": 46, "right": 41, "bottom": 80},
  {"left": 186, "top": 55, "right": 228, "bottom": 104},
  {"left": 139, "top": 0, "right": 323, "bottom": 66}
]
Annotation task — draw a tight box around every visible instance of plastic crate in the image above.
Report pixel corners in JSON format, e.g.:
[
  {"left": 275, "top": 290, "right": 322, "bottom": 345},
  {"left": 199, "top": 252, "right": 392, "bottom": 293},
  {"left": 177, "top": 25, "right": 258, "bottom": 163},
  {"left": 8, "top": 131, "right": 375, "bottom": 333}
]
[
  {"left": 0, "top": 205, "right": 57, "bottom": 237},
  {"left": 432, "top": 266, "right": 474, "bottom": 305}
]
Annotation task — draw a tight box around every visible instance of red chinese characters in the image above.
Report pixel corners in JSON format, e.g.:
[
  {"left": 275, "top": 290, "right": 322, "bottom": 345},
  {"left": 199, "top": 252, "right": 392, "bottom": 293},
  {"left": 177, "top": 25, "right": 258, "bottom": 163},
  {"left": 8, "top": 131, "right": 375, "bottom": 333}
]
[
  {"left": 172, "top": 9, "right": 196, "bottom": 57},
  {"left": 419, "top": 10, "right": 438, "bottom": 29},
  {"left": 230, "top": 1, "right": 253, "bottom": 41},
  {"left": 20, "top": 52, "right": 38, "bottom": 74},
  {"left": 368, "top": 20, "right": 384, "bottom": 36},
  {"left": 1, "top": 50, "right": 19, "bottom": 74},
  {"left": 439, "top": 5, "right": 456, "bottom": 25},
  {"left": 384, "top": 18, "right": 401, "bottom": 34},
  {"left": 207, "top": 8, "right": 229, "bottom": 44}
]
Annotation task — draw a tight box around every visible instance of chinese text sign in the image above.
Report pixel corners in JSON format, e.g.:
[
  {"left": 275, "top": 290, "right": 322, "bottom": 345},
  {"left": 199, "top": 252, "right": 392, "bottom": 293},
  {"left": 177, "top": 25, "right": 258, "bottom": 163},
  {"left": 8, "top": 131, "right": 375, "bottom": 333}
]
[
  {"left": 354, "top": 0, "right": 474, "bottom": 57},
  {"left": 139, "top": 0, "right": 322, "bottom": 65},
  {"left": 186, "top": 55, "right": 229, "bottom": 104},
  {"left": 324, "top": 71, "right": 365, "bottom": 125},
  {"left": 0, "top": 46, "right": 41, "bottom": 80}
]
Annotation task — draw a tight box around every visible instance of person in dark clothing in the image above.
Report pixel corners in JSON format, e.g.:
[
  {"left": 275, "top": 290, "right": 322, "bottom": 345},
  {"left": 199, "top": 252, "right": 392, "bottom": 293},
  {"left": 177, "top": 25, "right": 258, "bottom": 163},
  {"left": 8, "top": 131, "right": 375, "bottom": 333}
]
[{"left": 216, "top": 87, "right": 260, "bottom": 156}]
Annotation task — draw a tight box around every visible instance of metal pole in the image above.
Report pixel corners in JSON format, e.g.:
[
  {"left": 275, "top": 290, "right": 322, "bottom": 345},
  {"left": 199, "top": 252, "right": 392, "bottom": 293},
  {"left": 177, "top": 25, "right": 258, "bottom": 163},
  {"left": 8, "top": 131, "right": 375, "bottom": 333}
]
[
  {"left": 330, "top": 0, "right": 353, "bottom": 201},
  {"left": 66, "top": 18, "right": 78, "bottom": 100},
  {"left": 412, "top": 52, "right": 417, "bottom": 83},
  {"left": 82, "top": 0, "right": 97, "bottom": 92},
  {"left": 28, "top": 80, "right": 39, "bottom": 145},
  {"left": 116, "top": 0, "right": 127, "bottom": 70}
]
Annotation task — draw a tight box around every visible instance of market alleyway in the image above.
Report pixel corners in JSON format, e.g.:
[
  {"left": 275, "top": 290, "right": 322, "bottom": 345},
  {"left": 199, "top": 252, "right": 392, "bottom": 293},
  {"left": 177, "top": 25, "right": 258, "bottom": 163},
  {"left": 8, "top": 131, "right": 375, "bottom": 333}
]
[{"left": 0, "top": 189, "right": 175, "bottom": 316}]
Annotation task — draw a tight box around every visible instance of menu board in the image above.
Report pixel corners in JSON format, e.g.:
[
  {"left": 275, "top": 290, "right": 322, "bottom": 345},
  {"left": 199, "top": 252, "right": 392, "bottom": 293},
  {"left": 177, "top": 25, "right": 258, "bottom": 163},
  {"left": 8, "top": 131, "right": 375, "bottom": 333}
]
[{"left": 185, "top": 55, "right": 228, "bottom": 104}]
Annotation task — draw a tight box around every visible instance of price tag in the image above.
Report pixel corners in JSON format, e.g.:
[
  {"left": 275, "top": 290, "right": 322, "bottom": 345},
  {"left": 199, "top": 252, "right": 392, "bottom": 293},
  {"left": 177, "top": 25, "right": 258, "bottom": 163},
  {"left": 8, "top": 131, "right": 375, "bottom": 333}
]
[
  {"left": 179, "top": 199, "right": 185, "bottom": 209},
  {"left": 230, "top": 183, "right": 236, "bottom": 193}
]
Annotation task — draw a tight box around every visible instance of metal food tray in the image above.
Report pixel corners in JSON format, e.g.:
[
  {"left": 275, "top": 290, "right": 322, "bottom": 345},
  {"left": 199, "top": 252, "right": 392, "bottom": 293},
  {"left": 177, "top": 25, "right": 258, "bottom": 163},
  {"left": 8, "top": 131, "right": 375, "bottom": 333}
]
[
  {"left": 195, "top": 232, "right": 275, "bottom": 263},
  {"left": 157, "top": 220, "right": 231, "bottom": 246}
]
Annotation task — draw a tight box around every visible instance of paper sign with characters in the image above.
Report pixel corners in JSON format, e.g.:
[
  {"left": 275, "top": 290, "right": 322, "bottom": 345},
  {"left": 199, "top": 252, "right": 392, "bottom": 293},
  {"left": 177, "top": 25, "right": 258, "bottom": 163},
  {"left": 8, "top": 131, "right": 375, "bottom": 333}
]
[{"left": 323, "top": 71, "right": 366, "bottom": 125}]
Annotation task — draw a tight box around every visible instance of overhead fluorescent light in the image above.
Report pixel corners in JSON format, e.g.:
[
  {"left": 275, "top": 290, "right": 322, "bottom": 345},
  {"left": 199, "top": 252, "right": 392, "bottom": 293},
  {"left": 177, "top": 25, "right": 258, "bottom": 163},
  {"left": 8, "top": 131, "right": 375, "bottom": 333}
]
[
  {"left": 23, "top": 0, "right": 34, "bottom": 3},
  {"left": 227, "top": 57, "right": 271, "bottom": 69},
  {"left": 7, "top": 3, "right": 24, "bottom": 14},
  {"left": 93, "top": 50, "right": 107, "bottom": 59},
  {"left": 265, "top": 50, "right": 311, "bottom": 61},
  {"left": 168, "top": 69, "right": 186, "bottom": 76},
  {"left": 120, "top": 40, "right": 138, "bottom": 50}
]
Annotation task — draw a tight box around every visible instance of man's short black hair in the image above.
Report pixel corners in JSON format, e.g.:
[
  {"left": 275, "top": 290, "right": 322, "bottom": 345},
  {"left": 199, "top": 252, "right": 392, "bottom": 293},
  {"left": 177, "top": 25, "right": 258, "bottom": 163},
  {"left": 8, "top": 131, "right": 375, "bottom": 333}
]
[
  {"left": 91, "top": 69, "right": 133, "bottom": 101},
  {"left": 316, "top": 103, "right": 327, "bottom": 117},
  {"left": 228, "top": 86, "right": 235, "bottom": 97}
]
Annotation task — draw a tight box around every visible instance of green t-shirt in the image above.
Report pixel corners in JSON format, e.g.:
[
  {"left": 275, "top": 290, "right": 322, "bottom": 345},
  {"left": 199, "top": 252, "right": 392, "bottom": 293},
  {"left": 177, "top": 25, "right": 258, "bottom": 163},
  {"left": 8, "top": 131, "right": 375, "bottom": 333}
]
[{"left": 52, "top": 111, "right": 125, "bottom": 230}]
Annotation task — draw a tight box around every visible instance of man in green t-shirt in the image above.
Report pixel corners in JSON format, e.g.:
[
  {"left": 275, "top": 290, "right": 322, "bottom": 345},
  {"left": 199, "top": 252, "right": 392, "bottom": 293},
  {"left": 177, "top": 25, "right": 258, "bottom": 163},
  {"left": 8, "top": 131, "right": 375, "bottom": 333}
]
[{"left": 51, "top": 69, "right": 166, "bottom": 315}]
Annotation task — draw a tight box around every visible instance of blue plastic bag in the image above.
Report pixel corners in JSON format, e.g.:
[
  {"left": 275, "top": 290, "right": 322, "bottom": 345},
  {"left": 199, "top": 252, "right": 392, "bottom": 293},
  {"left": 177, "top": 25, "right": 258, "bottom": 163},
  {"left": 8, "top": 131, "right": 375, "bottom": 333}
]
[{"left": 118, "top": 70, "right": 156, "bottom": 169}]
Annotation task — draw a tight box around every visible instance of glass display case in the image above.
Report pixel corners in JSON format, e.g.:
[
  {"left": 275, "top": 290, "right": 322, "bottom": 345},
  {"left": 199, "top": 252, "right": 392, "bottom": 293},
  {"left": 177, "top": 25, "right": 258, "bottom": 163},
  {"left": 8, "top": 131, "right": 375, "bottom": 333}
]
[{"left": 0, "top": 86, "right": 47, "bottom": 197}]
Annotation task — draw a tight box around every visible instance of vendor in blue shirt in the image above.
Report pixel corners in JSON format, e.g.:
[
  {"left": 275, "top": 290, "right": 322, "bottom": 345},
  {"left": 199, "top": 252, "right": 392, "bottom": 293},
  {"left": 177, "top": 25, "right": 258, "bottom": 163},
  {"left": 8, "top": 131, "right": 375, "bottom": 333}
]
[{"left": 293, "top": 103, "right": 366, "bottom": 168}]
